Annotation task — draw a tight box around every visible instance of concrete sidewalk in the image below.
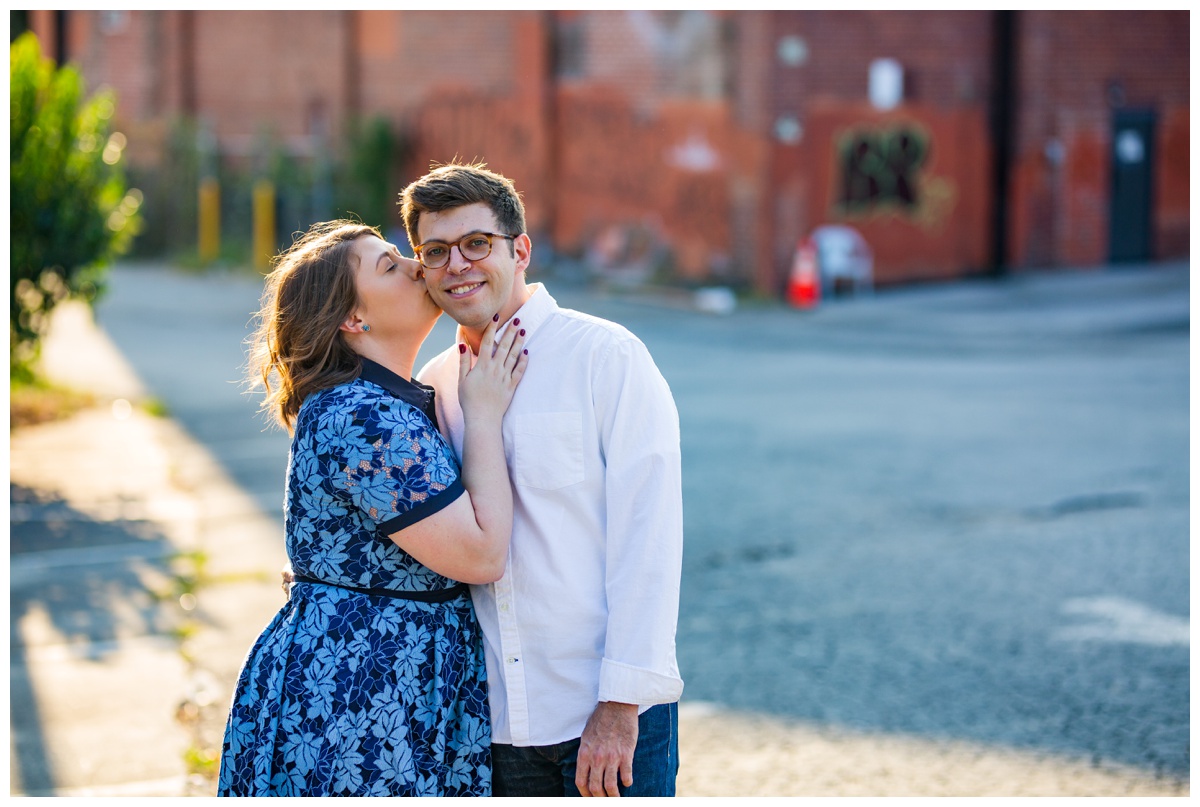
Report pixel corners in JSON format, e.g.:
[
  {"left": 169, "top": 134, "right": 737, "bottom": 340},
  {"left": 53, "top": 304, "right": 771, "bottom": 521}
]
[
  {"left": 9, "top": 292, "right": 1188, "bottom": 797},
  {"left": 10, "top": 301, "right": 287, "bottom": 796}
]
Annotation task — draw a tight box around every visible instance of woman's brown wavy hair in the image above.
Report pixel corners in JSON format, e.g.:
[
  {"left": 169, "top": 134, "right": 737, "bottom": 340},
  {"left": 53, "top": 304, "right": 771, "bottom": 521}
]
[{"left": 247, "top": 220, "right": 379, "bottom": 433}]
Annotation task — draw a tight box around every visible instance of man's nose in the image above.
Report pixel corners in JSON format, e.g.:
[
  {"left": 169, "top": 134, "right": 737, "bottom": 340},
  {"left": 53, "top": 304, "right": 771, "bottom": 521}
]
[{"left": 445, "top": 244, "right": 472, "bottom": 275}]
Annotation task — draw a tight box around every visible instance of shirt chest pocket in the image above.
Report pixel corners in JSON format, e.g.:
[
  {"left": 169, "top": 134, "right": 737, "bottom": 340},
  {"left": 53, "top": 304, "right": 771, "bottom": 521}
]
[{"left": 510, "top": 412, "right": 586, "bottom": 490}]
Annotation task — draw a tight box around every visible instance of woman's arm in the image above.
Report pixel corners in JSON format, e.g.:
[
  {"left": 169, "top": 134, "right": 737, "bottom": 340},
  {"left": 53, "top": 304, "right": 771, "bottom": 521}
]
[{"left": 386, "top": 320, "right": 526, "bottom": 584}]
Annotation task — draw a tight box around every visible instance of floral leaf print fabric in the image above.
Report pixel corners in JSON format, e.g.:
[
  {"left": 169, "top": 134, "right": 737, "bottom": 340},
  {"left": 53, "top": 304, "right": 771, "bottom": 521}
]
[{"left": 217, "top": 378, "right": 489, "bottom": 796}]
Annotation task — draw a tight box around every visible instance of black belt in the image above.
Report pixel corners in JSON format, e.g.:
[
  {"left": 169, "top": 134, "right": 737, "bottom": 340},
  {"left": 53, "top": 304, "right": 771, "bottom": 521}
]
[{"left": 291, "top": 574, "right": 468, "bottom": 603}]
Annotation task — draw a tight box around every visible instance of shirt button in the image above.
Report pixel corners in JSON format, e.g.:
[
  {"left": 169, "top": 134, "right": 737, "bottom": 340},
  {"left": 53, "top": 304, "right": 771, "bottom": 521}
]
[
  {"left": 506, "top": 656, "right": 519, "bottom": 664},
  {"left": 500, "top": 602, "right": 510, "bottom": 612}
]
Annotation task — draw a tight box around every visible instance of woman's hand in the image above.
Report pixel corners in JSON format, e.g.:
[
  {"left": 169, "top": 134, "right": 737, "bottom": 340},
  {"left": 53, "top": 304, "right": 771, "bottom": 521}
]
[
  {"left": 388, "top": 315, "right": 525, "bottom": 584},
  {"left": 458, "top": 316, "right": 528, "bottom": 424}
]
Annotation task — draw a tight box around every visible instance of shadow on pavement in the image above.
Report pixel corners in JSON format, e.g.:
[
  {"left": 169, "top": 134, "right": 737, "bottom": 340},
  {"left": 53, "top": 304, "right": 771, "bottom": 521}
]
[{"left": 9, "top": 483, "right": 176, "bottom": 793}]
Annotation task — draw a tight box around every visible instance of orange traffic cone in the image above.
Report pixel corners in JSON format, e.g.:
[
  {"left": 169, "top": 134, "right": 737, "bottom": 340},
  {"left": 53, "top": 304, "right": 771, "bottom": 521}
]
[{"left": 787, "top": 238, "right": 821, "bottom": 309}]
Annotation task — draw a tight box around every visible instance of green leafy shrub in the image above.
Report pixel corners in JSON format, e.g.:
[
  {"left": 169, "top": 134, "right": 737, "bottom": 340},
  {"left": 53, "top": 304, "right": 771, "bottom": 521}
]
[
  {"left": 127, "top": 117, "right": 200, "bottom": 259},
  {"left": 334, "top": 116, "right": 407, "bottom": 235},
  {"left": 10, "top": 31, "right": 142, "bottom": 380}
]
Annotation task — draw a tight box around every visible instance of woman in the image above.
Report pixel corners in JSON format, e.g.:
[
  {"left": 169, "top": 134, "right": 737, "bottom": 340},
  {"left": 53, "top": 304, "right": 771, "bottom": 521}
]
[{"left": 217, "top": 220, "right": 527, "bottom": 796}]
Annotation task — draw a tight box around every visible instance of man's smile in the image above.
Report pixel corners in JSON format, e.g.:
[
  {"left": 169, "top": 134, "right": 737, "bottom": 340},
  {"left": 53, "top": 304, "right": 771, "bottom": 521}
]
[{"left": 445, "top": 281, "right": 485, "bottom": 297}]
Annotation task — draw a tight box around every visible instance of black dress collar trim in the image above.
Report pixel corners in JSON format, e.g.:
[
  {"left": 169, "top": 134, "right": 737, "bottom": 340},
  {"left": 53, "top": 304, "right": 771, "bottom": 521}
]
[{"left": 357, "top": 357, "right": 439, "bottom": 427}]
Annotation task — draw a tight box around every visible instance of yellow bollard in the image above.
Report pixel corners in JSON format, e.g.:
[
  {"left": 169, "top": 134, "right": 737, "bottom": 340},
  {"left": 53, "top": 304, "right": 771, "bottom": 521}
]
[
  {"left": 198, "top": 177, "right": 220, "bottom": 263},
  {"left": 253, "top": 180, "right": 276, "bottom": 271}
]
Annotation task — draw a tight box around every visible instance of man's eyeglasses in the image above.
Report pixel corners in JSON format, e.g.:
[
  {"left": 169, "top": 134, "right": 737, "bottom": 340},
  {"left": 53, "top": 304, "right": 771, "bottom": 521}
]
[{"left": 414, "top": 231, "right": 517, "bottom": 270}]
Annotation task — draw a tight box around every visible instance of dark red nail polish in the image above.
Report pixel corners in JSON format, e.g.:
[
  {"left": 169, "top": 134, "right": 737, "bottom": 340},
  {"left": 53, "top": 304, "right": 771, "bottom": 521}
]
[
  {"left": 459, "top": 343, "right": 466, "bottom": 354},
  {"left": 493, "top": 314, "right": 499, "bottom": 322},
  {"left": 523, "top": 349, "right": 528, "bottom": 355},
  {"left": 513, "top": 318, "right": 520, "bottom": 326},
  {"left": 520, "top": 329, "right": 526, "bottom": 336}
]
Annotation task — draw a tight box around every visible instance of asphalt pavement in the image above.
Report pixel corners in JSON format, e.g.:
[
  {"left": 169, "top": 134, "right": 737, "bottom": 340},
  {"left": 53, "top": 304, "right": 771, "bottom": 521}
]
[{"left": 9, "top": 258, "right": 1190, "bottom": 796}]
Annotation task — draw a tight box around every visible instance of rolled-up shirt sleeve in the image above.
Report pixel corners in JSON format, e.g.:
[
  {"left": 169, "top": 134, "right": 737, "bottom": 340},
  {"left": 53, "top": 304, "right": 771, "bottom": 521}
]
[{"left": 593, "top": 335, "right": 685, "bottom": 706}]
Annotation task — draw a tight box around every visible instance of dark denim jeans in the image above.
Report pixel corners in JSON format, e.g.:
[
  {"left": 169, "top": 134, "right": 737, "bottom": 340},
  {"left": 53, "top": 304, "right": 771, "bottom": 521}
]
[{"left": 492, "top": 702, "right": 679, "bottom": 797}]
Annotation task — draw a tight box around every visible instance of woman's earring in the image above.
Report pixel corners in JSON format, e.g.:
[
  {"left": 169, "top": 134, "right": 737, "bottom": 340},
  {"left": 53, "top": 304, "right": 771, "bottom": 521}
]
[{"left": 362, "top": 324, "right": 370, "bottom": 332}]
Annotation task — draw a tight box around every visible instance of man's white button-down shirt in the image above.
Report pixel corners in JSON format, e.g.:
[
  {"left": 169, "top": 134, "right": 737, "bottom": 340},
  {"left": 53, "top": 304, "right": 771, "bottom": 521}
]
[{"left": 418, "top": 284, "right": 684, "bottom": 746}]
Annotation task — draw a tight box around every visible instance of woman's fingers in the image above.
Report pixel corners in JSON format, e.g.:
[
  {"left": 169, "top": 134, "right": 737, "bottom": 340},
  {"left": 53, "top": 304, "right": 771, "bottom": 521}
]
[
  {"left": 499, "top": 326, "right": 527, "bottom": 382},
  {"left": 495, "top": 321, "right": 522, "bottom": 365},
  {"left": 475, "top": 318, "right": 526, "bottom": 377},
  {"left": 457, "top": 341, "right": 471, "bottom": 384},
  {"left": 480, "top": 315, "right": 500, "bottom": 358},
  {"left": 458, "top": 318, "right": 528, "bottom": 418},
  {"left": 510, "top": 345, "right": 529, "bottom": 384}
]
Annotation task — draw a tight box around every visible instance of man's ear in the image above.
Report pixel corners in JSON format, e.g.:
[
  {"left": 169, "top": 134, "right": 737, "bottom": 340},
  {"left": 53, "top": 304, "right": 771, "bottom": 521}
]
[{"left": 514, "top": 232, "right": 533, "bottom": 273}]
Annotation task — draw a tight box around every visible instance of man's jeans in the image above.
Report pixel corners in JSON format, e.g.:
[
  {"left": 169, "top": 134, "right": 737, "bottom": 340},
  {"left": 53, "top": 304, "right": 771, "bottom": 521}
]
[{"left": 492, "top": 702, "right": 679, "bottom": 797}]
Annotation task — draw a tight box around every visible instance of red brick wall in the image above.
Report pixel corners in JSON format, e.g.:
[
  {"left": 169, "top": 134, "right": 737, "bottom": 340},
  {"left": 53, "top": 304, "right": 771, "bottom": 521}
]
[
  {"left": 357, "top": 11, "right": 552, "bottom": 235},
  {"left": 553, "top": 85, "right": 741, "bottom": 279},
  {"left": 550, "top": 12, "right": 743, "bottom": 280},
  {"left": 748, "top": 10, "right": 997, "bottom": 291},
  {"left": 46, "top": 11, "right": 358, "bottom": 166},
  {"left": 1010, "top": 10, "right": 1189, "bottom": 267},
  {"left": 27, "top": 10, "right": 1189, "bottom": 288},
  {"left": 69, "top": 13, "right": 146, "bottom": 118},
  {"left": 29, "top": 11, "right": 175, "bottom": 166},
  {"left": 190, "top": 11, "right": 350, "bottom": 159},
  {"left": 27, "top": 10, "right": 60, "bottom": 58},
  {"left": 573, "top": 12, "right": 664, "bottom": 111},
  {"left": 769, "top": 10, "right": 997, "bottom": 107},
  {"left": 727, "top": 14, "right": 776, "bottom": 292},
  {"left": 356, "top": 10, "right": 528, "bottom": 123},
  {"left": 1156, "top": 107, "right": 1190, "bottom": 258}
]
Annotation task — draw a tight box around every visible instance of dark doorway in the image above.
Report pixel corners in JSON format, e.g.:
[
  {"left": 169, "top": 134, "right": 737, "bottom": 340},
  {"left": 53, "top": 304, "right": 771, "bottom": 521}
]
[{"left": 1108, "top": 109, "right": 1155, "bottom": 263}]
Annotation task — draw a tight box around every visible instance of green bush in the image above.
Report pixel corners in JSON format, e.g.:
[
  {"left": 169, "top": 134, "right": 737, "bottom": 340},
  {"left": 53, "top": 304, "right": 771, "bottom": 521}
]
[
  {"left": 127, "top": 117, "right": 200, "bottom": 259},
  {"left": 334, "top": 116, "right": 402, "bottom": 233},
  {"left": 10, "top": 31, "right": 142, "bottom": 380}
]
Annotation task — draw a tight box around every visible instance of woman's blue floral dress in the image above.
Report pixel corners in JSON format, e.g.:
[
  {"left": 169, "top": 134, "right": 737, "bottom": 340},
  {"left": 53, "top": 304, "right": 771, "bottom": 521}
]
[{"left": 218, "top": 359, "right": 490, "bottom": 796}]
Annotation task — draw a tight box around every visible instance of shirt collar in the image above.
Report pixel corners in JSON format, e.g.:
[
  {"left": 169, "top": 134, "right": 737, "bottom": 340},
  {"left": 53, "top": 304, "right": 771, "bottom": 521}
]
[
  {"left": 457, "top": 283, "right": 558, "bottom": 347},
  {"left": 358, "top": 357, "right": 440, "bottom": 428}
]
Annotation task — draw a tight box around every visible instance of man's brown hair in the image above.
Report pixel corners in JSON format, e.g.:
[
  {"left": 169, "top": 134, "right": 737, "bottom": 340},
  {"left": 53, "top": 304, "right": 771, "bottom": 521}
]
[{"left": 399, "top": 161, "right": 526, "bottom": 254}]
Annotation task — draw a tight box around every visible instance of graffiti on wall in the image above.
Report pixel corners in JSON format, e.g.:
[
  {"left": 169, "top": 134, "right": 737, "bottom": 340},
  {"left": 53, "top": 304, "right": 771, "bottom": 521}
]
[{"left": 832, "top": 123, "right": 955, "bottom": 228}]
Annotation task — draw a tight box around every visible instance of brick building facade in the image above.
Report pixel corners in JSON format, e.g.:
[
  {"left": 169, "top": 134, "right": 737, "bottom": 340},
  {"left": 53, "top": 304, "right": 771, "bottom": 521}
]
[
  {"left": 1008, "top": 11, "right": 1189, "bottom": 269},
  {"left": 24, "top": 10, "right": 1188, "bottom": 294}
]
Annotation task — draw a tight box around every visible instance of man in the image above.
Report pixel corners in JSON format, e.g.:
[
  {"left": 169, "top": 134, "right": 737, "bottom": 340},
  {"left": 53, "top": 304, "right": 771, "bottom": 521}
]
[{"left": 401, "top": 162, "right": 684, "bottom": 797}]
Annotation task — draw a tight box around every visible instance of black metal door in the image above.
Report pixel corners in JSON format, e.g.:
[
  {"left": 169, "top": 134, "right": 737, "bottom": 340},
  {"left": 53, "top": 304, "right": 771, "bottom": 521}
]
[{"left": 1108, "top": 109, "right": 1155, "bottom": 263}]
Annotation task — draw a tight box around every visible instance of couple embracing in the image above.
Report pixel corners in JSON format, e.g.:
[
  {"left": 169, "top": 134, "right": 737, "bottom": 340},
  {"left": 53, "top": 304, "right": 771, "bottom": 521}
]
[{"left": 217, "top": 162, "right": 684, "bottom": 797}]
